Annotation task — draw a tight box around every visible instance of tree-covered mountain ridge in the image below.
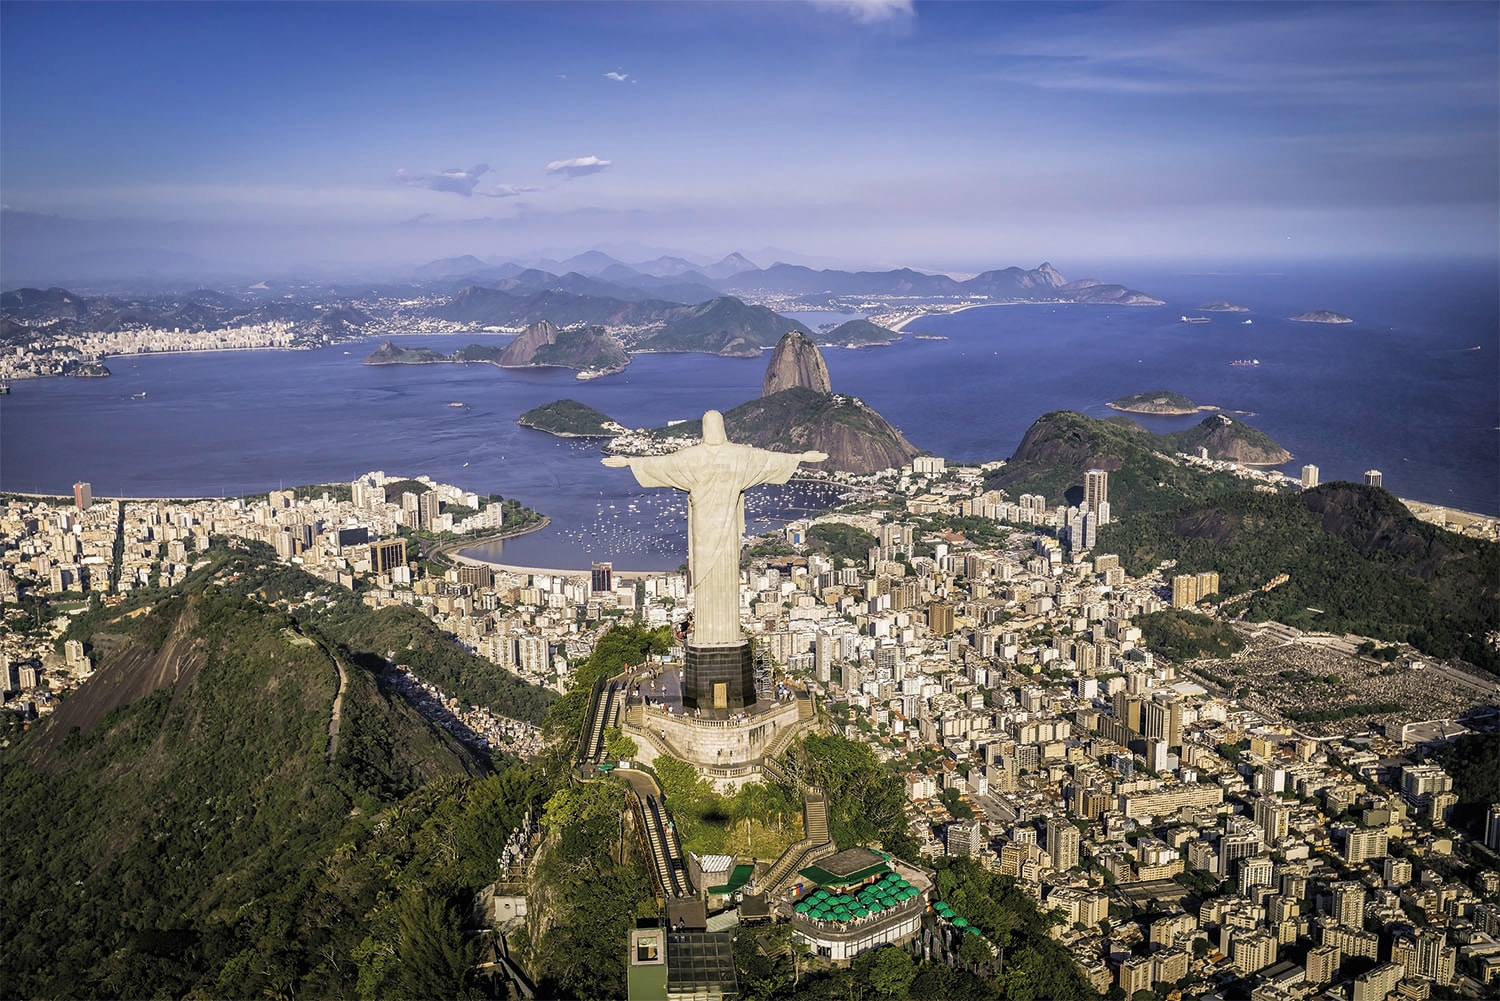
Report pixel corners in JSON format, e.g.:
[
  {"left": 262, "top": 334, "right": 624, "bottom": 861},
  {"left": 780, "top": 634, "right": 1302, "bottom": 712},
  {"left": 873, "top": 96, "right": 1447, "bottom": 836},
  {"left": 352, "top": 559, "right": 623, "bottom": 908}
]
[
  {"left": 1, "top": 553, "right": 550, "bottom": 998},
  {"left": 987, "top": 410, "right": 1292, "bottom": 511},
  {"left": 1101, "top": 482, "right": 1499, "bottom": 674}
]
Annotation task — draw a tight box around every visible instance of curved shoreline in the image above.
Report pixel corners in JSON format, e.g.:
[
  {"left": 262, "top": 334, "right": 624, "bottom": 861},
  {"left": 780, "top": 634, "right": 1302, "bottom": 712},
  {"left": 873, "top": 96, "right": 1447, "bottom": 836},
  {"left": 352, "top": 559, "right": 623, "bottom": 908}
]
[
  {"left": 432, "top": 517, "right": 550, "bottom": 564},
  {"left": 1106, "top": 402, "right": 1220, "bottom": 416}
]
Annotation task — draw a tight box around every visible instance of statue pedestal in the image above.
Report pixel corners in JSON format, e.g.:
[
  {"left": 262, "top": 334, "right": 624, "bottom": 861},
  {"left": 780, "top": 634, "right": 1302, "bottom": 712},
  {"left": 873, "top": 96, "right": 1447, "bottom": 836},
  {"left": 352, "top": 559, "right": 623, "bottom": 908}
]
[
  {"left": 683, "top": 639, "right": 755, "bottom": 713},
  {"left": 625, "top": 695, "right": 804, "bottom": 793}
]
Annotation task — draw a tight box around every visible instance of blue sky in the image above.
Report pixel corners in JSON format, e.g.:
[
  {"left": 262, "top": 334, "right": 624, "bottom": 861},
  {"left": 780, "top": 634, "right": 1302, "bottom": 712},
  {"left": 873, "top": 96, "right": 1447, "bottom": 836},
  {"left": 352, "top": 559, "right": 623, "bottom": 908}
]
[{"left": 2, "top": 0, "right": 1495, "bottom": 277}]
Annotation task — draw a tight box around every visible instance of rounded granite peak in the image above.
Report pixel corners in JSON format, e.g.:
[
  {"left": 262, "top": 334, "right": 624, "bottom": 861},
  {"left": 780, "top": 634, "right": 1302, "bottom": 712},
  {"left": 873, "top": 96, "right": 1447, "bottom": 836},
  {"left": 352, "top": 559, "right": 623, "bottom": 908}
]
[{"left": 762, "top": 329, "right": 832, "bottom": 397}]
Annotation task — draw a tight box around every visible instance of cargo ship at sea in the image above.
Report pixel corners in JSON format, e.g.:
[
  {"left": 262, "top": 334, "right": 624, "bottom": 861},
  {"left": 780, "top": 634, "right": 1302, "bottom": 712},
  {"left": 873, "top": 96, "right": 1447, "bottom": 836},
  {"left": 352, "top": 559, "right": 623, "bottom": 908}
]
[
  {"left": 1179, "top": 315, "right": 1210, "bottom": 324},
  {"left": 1230, "top": 359, "right": 1260, "bottom": 367}
]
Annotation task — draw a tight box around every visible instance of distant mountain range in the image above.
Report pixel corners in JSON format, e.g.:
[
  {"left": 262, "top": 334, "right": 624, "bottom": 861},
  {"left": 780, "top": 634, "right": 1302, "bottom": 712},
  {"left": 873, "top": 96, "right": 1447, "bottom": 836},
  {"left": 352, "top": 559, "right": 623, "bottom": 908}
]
[
  {"left": 1, "top": 256, "right": 1162, "bottom": 361},
  {"left": 423, "top": 256, "right": 1162, "bottom": 308}
]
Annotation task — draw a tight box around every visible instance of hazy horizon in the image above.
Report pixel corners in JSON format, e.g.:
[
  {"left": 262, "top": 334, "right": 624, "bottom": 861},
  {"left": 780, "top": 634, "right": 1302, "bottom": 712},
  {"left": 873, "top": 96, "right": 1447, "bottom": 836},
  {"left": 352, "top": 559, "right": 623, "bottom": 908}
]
[{"left": 3, "top": 1, "right": 1496, "bottom": 283}]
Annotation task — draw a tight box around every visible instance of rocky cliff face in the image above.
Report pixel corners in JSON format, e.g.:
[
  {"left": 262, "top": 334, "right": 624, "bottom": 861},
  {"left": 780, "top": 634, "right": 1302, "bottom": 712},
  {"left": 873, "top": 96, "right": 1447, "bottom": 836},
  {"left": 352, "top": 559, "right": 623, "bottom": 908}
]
[
  {"left": 762, "top": 330, "right": 832, "bottom": 396},
  {"left": 496, "top": 319, "right": 561, "bottom": 365}
]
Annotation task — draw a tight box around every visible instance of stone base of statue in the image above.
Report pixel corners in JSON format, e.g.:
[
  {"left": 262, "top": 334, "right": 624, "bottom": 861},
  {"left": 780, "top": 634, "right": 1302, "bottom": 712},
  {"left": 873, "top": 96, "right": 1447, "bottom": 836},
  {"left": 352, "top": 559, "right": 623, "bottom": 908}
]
[
  {"left": 683, "top": 638, "right": 756, "bottom": 712},
  {"left": 623, "top": 692, "right": 809, "bottom": 794}
]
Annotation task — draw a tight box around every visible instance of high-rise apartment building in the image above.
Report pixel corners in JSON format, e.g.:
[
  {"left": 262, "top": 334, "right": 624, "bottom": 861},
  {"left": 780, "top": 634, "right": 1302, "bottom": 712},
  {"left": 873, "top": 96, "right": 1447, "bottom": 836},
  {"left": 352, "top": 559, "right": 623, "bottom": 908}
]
[
  {"left": 1486, "top": 804, "right": 1500, "bottom": 852},
  {"left": 1329, "top": 880, "right": 1367, "bottom": 929},
  {"left": 1301, "top": 464, "right": 1320, "bottom": 489},
  {"left": 1253, "top": 796, "right": 1291, "bottom": 844},
  {"left": 74, "top": 481, "right": 92, "bottom": 511},
  {"left": 1305, "top": 944, "right": 1340, "bottom": 985},
  {"left": 1352, "top": 963, "right": 1406, "bottom": 1001},
  {"left": 417, "top": 490, "right": 441, "bottom": 531},
  {"left": 1046, "top": 817, "right": 1081, "bottom": 871},
  {"left": 1344, "top": 826, "right": 1389, "bottom": 865},
  {"left": 1084, "top": 469, "right": 1109, "bottom": 521},
  {"left": 1230, "top": 929, "right": 1277, "bottom": 975},
  {"left": 946, "top": 820, "right": 984, "bottom": 858},
  {"left": 591, "top": 561, "right": 613, "bottom": 594}
]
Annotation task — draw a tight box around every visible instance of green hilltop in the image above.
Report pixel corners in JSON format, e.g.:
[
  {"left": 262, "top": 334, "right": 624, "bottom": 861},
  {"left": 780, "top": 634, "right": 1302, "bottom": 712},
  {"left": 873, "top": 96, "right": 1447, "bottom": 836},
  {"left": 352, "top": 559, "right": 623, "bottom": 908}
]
[
  {"left": 1100, "top": 482, "right": 1499, "bottom": 674},
  {"left": 3, "top": 550, "right": 550, "bottom": 999},
  {"left": 518, "top": 398, "right": 622, "bottom": 437},
  {"left": 986, "top": 410, "right": 1257, "bottom": 511}
]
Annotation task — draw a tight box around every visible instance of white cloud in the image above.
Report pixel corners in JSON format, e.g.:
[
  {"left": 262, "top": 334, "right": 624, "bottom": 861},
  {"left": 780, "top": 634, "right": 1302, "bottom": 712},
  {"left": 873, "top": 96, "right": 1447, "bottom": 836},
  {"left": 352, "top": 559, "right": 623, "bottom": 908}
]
[
  {"left": 811, "top": 0, "right": 913, "bottom": 25},
  {"left": 604, "top": 70, "right": 633, "bottom": 83},
  {"left": 545, "top": 155, "right": 613, "bottom": 178},
  {"left": 394, "top": 163, "right": 491, "bottom": 197},
  {"left": 480, "top": 184, "right": 540, "bottom": 199}
]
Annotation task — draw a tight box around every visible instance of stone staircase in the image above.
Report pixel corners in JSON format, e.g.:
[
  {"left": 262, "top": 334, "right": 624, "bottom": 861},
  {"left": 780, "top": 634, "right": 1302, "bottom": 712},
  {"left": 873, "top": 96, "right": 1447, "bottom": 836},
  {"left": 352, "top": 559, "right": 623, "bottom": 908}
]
[{"left": 757, "top": 787, "right": 834, "bottom": 894}]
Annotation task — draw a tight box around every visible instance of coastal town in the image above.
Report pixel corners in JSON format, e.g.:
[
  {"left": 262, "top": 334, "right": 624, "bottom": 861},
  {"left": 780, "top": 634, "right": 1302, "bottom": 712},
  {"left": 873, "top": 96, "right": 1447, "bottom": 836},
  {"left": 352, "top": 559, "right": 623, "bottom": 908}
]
[{"left": 3, "top": 450, "right": 1498, "bottom": 1000}]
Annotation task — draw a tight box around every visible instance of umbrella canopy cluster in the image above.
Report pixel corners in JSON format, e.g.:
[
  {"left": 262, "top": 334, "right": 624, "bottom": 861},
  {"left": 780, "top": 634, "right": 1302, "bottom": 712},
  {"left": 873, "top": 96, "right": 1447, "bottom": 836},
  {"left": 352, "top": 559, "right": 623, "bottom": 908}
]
[
  {"left": 793, "top": 873, "right": 920, "bottom": 923},
  {"left": 932, "top": 900, "right": 983, "bottom": 936}
]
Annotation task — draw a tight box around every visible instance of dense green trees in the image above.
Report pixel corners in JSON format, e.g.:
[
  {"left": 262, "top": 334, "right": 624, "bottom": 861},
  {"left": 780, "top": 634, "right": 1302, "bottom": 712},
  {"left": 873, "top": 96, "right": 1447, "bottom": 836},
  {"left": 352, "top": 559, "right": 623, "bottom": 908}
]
[
  {"left": 1101, "top": 484, "right": 1499, "bottom": 673},
  {"left": 1136, "top": 608, "right": 1245, "bottom": 661},
  {"left": 785, "top": 732, "right": 918, "bottom": 859},
  {"left": 2, "top": 560, "right": 558, "bottom": 999},
  {"left": 544, "top": 622, "right": 672, "bottom": 739},
  {"left": 805, "top": 522, "right": 877, "bottom": 569}
]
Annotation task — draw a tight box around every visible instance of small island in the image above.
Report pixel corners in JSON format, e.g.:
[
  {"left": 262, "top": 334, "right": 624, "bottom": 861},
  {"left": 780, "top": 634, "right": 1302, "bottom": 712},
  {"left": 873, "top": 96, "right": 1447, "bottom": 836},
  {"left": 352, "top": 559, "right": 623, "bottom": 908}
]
[
  {"left": 1107, "top": 390, "right": 1218, "bottom": 416},
  {"left": 518, "top": 399, "right": 625, "bottom": 438},
  {"left": 1199, "top": 300, "right": 1249, "bottom": 312},
  {"left": 822, "top": 318, "right": 901, "bottom": 348},
  {"left": 71, "top": 361, "right": 112, "bottom": 378},
  {"left": 363, "top": 340, "right": 447, "bottom": 365},
  {"left": 1291, "top": 310, "right": 1353, "bottom": 324}
]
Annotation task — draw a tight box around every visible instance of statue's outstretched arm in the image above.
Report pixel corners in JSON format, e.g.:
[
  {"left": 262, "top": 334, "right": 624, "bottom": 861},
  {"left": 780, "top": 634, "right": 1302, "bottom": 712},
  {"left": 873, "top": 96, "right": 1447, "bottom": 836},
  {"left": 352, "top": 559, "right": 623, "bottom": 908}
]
[
  {"left": 601, "top": 455, "right": 630, "bottom": 467},
  {"left": 801, "top": 451, "right": 828, "bottom": 463}
]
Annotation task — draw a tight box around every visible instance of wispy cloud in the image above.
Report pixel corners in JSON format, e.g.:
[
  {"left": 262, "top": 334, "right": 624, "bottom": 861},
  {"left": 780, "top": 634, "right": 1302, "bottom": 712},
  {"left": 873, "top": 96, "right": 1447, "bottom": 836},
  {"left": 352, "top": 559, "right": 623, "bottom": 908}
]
[
  {"left": 545, "top": 155, "right": 612, "bottom": 178},
  {"left": 979, "top": 6, "right": 1497, "bottom": 108},
  {"left": 811, "top": 0, "right": 913, "bottom": 25},
  {"left": 480, "top": 184, "right": 539, "bottom": 199},
  {"left": 604, "top": 70, "right": 634, "bottom": 83},
  {"left": 394, "top": 163, "right": 491, "bottom": 197}
]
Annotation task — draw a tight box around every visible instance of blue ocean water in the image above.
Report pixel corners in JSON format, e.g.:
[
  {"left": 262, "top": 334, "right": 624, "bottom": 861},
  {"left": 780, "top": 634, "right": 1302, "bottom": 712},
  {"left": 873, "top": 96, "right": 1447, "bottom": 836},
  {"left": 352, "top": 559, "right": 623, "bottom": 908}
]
[{"left": 1, "top": 257, "right": 1494, "bottom": 570}]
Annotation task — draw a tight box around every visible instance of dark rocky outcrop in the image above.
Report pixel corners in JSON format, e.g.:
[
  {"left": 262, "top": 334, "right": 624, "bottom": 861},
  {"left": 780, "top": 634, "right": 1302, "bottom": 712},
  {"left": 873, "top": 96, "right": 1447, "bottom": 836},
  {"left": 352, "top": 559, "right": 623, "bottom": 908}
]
[
  {"left": 495, "top": 319, "right": 562, "bottom": 365},
  {"left": 363, "top": 340, "right": 446, "bottom": 365},
  {"left": 762, "top": 330, "right": 832, "bottom": 396}
]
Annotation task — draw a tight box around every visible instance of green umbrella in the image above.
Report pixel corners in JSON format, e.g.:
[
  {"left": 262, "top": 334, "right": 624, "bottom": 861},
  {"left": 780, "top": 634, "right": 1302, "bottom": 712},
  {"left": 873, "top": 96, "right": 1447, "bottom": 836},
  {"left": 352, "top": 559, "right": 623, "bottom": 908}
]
[
  {"left": 967, "top": 926, "right": 983, "bottom": 937},
  {"left": 795, "top": 900, "right": 812, "bottom": 913},
  {"left": 953, "top": 917, "right": 970, "bottom": 928},
  {"left": 812, "top": 889, "right": 830, "bottom": 901}
]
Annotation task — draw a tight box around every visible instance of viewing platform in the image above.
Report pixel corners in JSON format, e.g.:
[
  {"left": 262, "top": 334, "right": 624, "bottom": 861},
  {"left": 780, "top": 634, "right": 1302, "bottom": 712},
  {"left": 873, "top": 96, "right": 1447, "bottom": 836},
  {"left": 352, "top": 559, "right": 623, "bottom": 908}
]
[{"left": 617, "top": 660, "right": 819, "bottom": 792}]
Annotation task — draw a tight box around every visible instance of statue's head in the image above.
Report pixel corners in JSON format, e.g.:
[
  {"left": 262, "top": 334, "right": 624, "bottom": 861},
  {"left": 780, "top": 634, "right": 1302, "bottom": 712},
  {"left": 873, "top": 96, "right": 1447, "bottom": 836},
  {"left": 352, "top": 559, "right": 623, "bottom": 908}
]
[{"left": 702, "top": 410, "right": 727, "bottom": 445}]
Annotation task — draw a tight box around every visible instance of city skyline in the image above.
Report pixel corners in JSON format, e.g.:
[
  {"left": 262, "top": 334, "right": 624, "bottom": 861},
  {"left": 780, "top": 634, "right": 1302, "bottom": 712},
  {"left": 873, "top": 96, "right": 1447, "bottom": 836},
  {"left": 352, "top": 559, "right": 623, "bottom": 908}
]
[{"left": 2, "top": 1, "right": 1497, "bottom": 279}]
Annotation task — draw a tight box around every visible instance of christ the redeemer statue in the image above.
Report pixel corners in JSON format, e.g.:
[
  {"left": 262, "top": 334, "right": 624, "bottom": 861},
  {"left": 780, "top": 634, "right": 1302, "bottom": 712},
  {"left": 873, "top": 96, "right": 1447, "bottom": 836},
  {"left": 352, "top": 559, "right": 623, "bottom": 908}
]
[{"left": 604, "top": 411, "right": 826, "bottom": 649}]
